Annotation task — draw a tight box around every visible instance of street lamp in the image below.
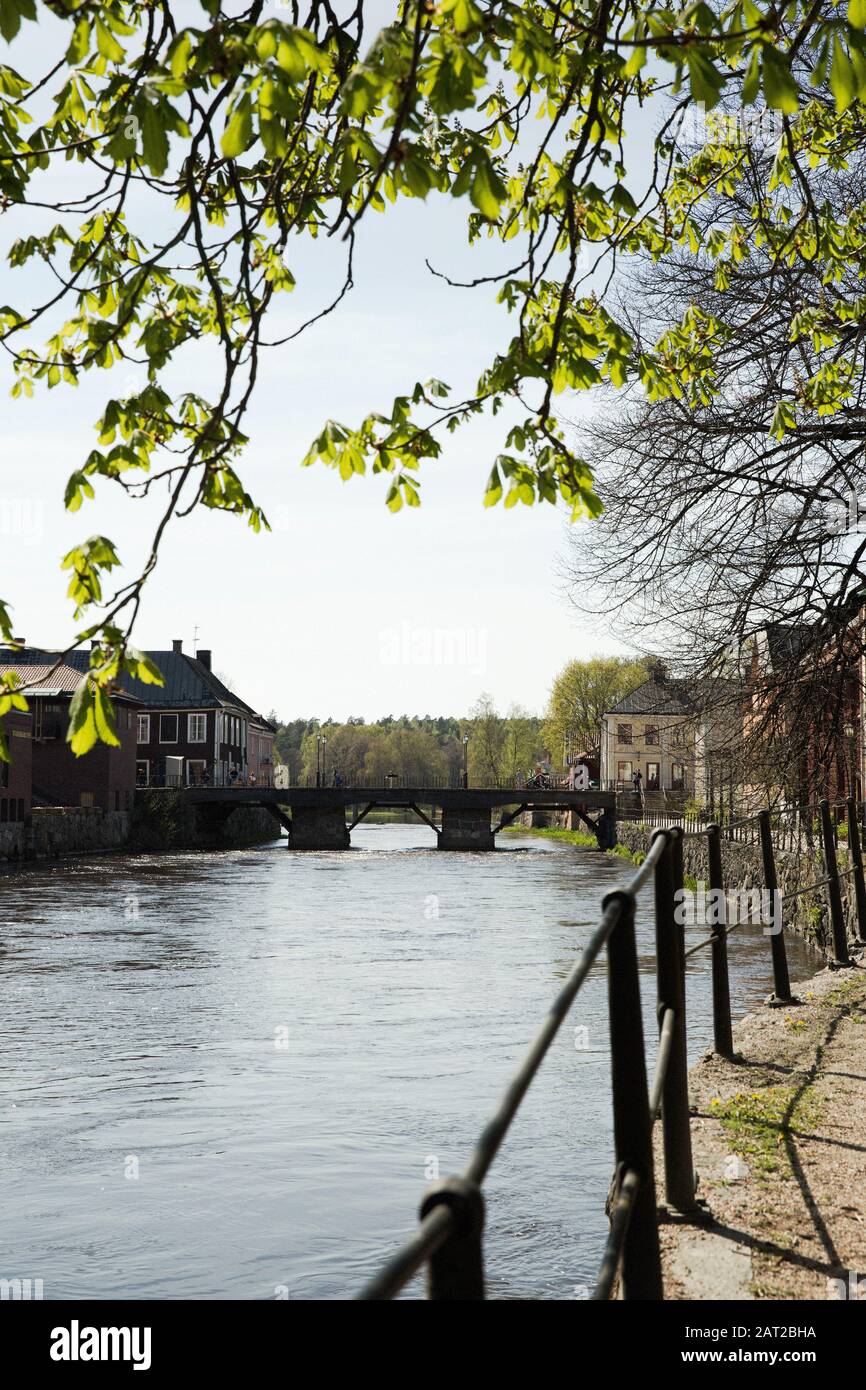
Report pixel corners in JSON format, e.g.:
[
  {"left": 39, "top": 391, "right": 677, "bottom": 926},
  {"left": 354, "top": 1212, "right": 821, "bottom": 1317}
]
[{"left": 462, "top": 734, "right": 469, "bottom": 789}]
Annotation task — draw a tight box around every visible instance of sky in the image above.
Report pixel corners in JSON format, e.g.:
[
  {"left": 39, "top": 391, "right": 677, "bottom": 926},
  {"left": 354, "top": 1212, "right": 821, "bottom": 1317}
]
[{"left": 0, "top": 3, "right": 657, "bottom": 723}]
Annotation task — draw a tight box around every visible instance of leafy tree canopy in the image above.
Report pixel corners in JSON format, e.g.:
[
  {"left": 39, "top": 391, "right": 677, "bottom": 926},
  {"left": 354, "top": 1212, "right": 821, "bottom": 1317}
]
[{"left": 0, "top": 0, "right": 862, "bottom": 759}]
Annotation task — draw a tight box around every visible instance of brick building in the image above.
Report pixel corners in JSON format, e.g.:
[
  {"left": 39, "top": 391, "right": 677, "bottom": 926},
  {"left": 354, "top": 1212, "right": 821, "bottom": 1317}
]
[
  {"left": 121, "top": 641, "right": 275, "bottom": 788},
  {"left": 0, "top": 709, "right": 33, "bottom": 822},
  {"left": 0, "top": 663, "right": 138, "bottom": 811},
  {"left": 0, "top": 641, "right": 276, "bottom": 795}
]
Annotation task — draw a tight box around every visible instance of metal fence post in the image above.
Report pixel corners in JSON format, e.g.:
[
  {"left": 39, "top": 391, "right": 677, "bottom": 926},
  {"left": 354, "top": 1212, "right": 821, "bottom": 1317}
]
[
  {"left": 846, "top": 797, "right": 866, "bottom": 945},
  {"left": 419, "top": 1176, "right": 485, "bottom": 1299},
  {"left": 652, "top": 828, "right": 697, "bottom": 1212},
  {"left": 819, "top": 799, "right": 850, "bottom": 966},
  {"left": 706, "top": 824, "right": 733, "bottom": 1057},
  {"left": 603, "top": 888, "right": 663, "bottom": 1299},
  {"left": 758, "top": 809, "right": 792, "bottom": 1003}
]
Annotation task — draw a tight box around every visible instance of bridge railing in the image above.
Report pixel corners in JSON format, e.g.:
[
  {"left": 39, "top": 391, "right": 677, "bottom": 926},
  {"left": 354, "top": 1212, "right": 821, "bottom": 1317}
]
[
  {"left": 357, "top": 797, "right": 866, "bottom": 1301},
  {"left": 276, "top": 773, "right": 595, "bottom": 792}
]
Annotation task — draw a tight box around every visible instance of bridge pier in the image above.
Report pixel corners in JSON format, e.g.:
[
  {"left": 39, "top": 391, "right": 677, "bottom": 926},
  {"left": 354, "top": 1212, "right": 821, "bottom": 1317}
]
[
  {"left": 289, "top": 806, "right": 350, "bottom": 850},
  {"left": 438, "top": 807, "right": 495, "bottom": 851}
]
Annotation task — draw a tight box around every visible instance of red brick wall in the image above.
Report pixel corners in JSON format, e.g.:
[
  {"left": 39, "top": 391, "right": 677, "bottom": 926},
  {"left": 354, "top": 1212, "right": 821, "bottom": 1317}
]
[
  {"left": 0, "top": 710, "right": 32, "bottom": 820},
  {"left": 31, "top": 696, "right": 138, "bottom": 811}
]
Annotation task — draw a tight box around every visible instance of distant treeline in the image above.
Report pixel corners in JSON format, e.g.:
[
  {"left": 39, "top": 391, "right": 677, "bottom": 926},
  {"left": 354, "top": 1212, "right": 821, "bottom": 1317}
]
[
  {"left": 266, "top": 659, "right": 649, "bottom": 786},
  {"left": 266, "top": 697, "right": 543, "bottom": 786}
]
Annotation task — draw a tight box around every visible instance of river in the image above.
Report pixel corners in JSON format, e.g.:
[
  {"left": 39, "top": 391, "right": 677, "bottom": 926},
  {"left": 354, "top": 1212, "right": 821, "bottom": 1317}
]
[{"left": 0, "top": 824, "right": 820, "bottom": 1300}]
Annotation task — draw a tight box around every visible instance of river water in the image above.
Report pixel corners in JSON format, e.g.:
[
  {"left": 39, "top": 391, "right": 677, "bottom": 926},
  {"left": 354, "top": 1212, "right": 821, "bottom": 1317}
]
[{"left": 0, "top": 824, "right": 820, "bottom": 1300}]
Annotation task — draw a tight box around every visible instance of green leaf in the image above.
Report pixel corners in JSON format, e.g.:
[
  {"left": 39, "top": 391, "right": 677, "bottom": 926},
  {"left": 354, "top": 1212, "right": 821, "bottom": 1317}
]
[
  {"left": 830, "top": 38, "right": 857, "bottom": 112},
  {"left": 139, "top": 100, "right": 169, "bottom": 176},
  {"left": 95, "top": 17, "right": 124, "bottom": 63},
  {"left": 169, "top": 32, "right": 192, "bottom": 79},
  {"left": 469, "top": 153, "right": 507, "bottom": 221},
  {"left": 125, "top": 647, "right": 165, "bottom": 686},
  {"left": 67, "top": 683, "right": 98, "bottom": 757},
  {"left": 849, "top": 0, "right": 866, "bottom": 29},
  {"left": 221, "top": 96, "right": 253, "bottom": 159},
  {"left": 762, "top": 47, "right": 799, "bottom": 114},
  {"left": 685, "top": 49, "right": 726, "bottom": 109},
  {"left": 742, "top": 47, "right": 761, "bottom": 106},
  {"left": 66, "top": 16, "right": 90, "bottom": 65}
]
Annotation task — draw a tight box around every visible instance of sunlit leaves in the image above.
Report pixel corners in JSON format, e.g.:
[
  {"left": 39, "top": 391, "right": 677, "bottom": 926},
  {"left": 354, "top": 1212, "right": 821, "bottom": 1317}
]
[{"left": 1, "top": 0, "right": 861, "bottom": 762}]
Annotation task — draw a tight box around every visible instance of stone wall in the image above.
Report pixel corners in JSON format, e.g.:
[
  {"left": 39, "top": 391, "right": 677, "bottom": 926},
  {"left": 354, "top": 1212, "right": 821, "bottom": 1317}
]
[
  {"left": 613, "top": 820, "right": 860, "bottom": 957},
  {"left": 0, "top": 806, "right": 129, "bottom": 867},
  {"left": 130, "top": 792, "right": 280, "bottom": 851},
  {"left": 0, "top": 798, "right": 281, "bottom": 868}
]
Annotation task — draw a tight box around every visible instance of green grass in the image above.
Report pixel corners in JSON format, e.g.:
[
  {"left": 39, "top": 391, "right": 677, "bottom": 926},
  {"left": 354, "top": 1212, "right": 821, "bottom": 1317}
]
[
  {"left": 709, "top": 1086, "right": 820, "bottom": 1178},
  {"left": 503, "top": 822, "right": 646, "bottom": 867}
]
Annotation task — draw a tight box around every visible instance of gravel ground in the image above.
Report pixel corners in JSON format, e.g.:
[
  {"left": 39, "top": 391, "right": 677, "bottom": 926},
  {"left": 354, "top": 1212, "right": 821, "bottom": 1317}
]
[{"left": 655, "top": 951, "right": 866, "bottom": 1301}]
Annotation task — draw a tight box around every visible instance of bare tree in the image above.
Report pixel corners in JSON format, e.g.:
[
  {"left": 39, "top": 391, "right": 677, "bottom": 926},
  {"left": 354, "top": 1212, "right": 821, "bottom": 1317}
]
[{"left": 561, "top": 118, "right": 866, "bottom": 800}]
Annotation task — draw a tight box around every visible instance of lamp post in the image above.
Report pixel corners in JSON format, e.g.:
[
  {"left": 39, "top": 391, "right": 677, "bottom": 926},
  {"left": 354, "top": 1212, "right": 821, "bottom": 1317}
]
[
  {"left": 322, "top": 734, "right": 327, "bottom": 788},
  {"left": 462, "top": 734, "right": 469, "bottom": 789},
  {"left": 316, "top": 733, "right": 323, "bottom": 788}
]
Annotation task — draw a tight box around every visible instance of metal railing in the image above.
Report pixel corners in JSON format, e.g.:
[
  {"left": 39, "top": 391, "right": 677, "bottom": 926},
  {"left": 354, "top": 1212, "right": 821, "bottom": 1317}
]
[
  {"left": 357, "top": 797, "right": 866, "bottom": 1301},
  {"left": 274, "top": 773, "right": 596, "bottom": 792}
]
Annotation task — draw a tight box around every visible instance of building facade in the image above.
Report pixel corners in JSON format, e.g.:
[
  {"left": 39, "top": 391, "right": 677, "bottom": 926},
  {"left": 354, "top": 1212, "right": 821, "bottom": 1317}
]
[
  {"left": 0, "top": 709, "right": 33, "bottom": 822},
  {"left": 126, "top": 642, "right": 275, "bottom": 788},
  {"left": 600, "top": 669, "right": 742, "bottom": 807},
  {"left": 0, "top": 662, "right": 138, "bottom": 811}
]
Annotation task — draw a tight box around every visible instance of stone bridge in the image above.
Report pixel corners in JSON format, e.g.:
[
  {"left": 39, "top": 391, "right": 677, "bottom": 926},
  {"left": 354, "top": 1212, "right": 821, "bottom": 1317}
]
[{"left": 177, "top": 785, "right": 617, "bottom": 851}]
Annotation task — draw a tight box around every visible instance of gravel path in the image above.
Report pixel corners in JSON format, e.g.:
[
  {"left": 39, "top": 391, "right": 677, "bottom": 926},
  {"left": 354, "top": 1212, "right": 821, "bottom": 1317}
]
[{"left": 656, "top": 952, "right": 866, "bottom": 1301}]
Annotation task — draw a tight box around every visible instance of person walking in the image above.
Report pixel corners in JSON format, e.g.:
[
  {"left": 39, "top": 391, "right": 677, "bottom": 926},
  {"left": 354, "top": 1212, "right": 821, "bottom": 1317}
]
[{"left": 632, "top": 769, "right": 643, "bottom": 801}]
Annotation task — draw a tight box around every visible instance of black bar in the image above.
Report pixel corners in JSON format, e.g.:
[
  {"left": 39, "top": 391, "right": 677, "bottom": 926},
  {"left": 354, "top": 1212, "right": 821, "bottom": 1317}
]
[
  {"left": 820, "top": 799, "right": 850, "bottom": 965},
  {"left": 758, "top": 809, "right": 792, "bottom": 1001},
  {"left": 706, "top": 824, "right": 733, "bottom": 1057},
  {"left": 603, "top": 888, "right": 663, "bottom": 1298},
  {"left": 846, "top": 797, "right": 866, "bottom": 944},
  {"left": 652, "top": 829, "right": 696, "bottom": 1212}
]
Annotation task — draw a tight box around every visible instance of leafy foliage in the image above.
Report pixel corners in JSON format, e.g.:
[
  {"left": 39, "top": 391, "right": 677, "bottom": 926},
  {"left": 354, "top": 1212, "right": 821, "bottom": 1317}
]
[{"left": 0, "top": 1, "right": 859, "bottom": 755}]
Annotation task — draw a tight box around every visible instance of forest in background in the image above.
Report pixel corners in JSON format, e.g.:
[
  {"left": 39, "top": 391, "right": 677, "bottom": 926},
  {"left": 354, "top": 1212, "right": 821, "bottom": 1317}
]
[{"left": 266, "top": 657, "right": 648, "bottom": 785}]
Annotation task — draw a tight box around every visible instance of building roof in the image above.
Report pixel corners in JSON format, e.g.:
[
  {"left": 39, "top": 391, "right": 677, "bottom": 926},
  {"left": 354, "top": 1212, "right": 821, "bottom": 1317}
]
[
  {"left": 0, "top": 662, "right": 140, "bottom": 702},
  {"left": 606, "top": 677, "right": 693, "bottom": 717},
  {"left": 606, "top": 675, "right": 741, "bottom": 718},
  {"left": 0, "top": 646, "right": 274, "bottom": 727}
]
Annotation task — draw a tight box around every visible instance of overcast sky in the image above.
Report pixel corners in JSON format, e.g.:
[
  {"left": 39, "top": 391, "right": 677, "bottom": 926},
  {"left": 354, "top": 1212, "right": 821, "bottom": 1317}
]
[{"left": 1, "top": 4, "right": 655, "bottom": 722}]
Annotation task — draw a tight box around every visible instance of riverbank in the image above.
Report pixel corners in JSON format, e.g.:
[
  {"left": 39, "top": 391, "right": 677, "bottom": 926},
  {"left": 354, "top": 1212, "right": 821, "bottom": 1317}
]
[
  {"left": 656, "top": 955, "right": 866, "bottom": 1299},
  {"left": 502, "top": 821, "right": 645, "bottom": 866},
  {"left": 0, "top": 800, "right": 280, "bottom": 872}
]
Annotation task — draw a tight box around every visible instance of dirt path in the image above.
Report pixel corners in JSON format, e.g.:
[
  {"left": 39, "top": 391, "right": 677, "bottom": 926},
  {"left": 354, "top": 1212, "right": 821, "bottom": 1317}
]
[{"left": 656, "top": 953, "right": 866, "bottom": 1300}]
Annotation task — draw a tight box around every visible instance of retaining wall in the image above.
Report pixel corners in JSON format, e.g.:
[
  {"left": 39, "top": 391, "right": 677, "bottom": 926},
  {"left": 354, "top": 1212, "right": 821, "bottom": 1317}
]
[
  {"left": 0, "top": 807, "right": 129, "bottom": 867},
  {"left": 614, "top": 820, "right": 859, "bottom": 957}
]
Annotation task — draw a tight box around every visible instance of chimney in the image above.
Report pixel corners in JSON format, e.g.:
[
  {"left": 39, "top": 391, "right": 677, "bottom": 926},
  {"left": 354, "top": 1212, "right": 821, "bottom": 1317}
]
[
  {"left": 172, "top": 639, "right": 183, "bottom": 654},
  {"left": 197, "top": 649, "right": 212, "bottom": 670}
]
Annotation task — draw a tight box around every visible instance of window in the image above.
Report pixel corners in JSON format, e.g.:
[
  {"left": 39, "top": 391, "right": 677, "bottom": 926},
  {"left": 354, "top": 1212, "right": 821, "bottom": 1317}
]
[
  {"left": 645, "top": 725, "right": 659, "bottom": 745},
  {"left": 159, "top": 714, "right": 178, "bottom": 743},
  {"left": 617, "top": 724, "right": 632, "bottom": 744},
  {"left": 188, "top": 714, "right": 206, "bottom": 743},
  {"left": 671, "top": 761, "right": 685, "bottom": 790},
  {"left": 617, "top": 760, "right": 634, "bottom": 783},
  {"left": 80, "top": 792, "right": 95, "bottom": 808},
  {"left": 137, "top": 714, "right": 150, "bottom": 744},
  {"left": 187, "top": 760, "right": 206, "bottom": 786}
]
